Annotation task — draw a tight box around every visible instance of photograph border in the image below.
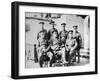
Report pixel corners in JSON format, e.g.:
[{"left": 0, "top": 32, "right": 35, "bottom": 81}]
[{"left": 11, "top": 1, "right": 98, "bottom": 79}]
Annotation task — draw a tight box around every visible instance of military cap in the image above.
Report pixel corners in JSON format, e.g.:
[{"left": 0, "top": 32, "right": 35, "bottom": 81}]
[
  {"left": 68, "top": 30, "right": 73, "bottom": 33},
  {"left": 39, "top": 22, "right": 45, "bottom": 24},
  {"left": 50, "top": 20, "right": 56, "bottom": 25},
  {"left": 73, "top": 25, "right": 78, "bottom": 28},
  {"left": 61, "top": 23, "right": 66, "bottom": 25}
]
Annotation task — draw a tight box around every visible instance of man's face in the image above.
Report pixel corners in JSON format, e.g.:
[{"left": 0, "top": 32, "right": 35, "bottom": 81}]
[
  {"left": 53, "top": 32, "right": 58, "bottom": 38},
  {"left": 42, "top": 25, "right": 44, "bottom": 30},
  {"left": 62, "top": 25, "right": 65, "bottom": 30},
  {"left": 40, "top": 33, "right": 45, "bottom": 39},
  {"left": 73, "top": 27, "right": 77, "bottom": 32},
  {"left": 52, "top": 24, "right": 55, "bottom": 28}
]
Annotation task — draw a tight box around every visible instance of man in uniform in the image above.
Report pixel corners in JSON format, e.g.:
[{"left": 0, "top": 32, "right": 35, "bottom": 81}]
[
  {"left": 73, "top": 25, "right": 82, "bottom": 63},
  {"left": 49, "top": 31, "right": 62, "bottom": 67},
  {"left": 59, "top": 23, "right": 68, "bottom": 64},
  {"left": 48, "top": 21, "right": 58, "bottom": 40},
  {"left": 65, "top": 30, "right": 77, "bottom": 65},
  {"left": 37, "top": 22, "right": 49, "bottom": 67},
  {"left": 37, "top": 22, "right": 47, "bottom": 40},
  {"left": 59, "top": 23, "right": 68, "bottom": 47}
]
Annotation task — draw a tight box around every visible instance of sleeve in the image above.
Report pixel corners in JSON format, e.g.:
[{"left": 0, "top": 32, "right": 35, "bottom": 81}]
[
  {"left": 74, "top": 39, "right": 78, "bottom": 49},
  {"left": 45, "top": 30, "right": 48, "bottom": 40},
  {"left": 56, "top": 28, "right": 58, "bottom": 33},
  {"left": 37, "top": 33, "right": 39, "bottom": 40},
  {"left": 65, "top": 40, "right": 69, "bottom": 50},
  {"left": 49, "top": 39, "right": 53, "bottom": 46},
  {"left": 59, "top": 31, "right": 61, "bottom": 40},
  {"left": 48, "top": 30, "right": 51, "bottom": 40},
  {"left": 78, "top": 33, "right": 82, "bottom": 47},
  {"left": 66, "top": 31, "right": 68, "bottom": 39},
  {"left": 65, "top": 40, "right": 68, "bottom": 46},
  {"left": 38, "top": 40, "right": 40, "bottom": 47},
  {"left": 79, "top": 33, "right": 82, "bottom": 40}
]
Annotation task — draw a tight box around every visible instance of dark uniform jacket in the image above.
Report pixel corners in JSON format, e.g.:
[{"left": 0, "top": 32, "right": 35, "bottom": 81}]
[
  {"left": 73, "top": 31, "right": 82, "bottom": 50},
  {"left": 59, "top": 30, "right": 68, "bottom": 46}
]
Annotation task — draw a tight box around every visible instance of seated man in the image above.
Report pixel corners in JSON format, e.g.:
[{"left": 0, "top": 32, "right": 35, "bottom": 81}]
[
  {"left": 65, "top": 30, "right": 77, "bottom": 66},
  {"left": 49, "top": 31, "right": 62, "bottom": 67}
]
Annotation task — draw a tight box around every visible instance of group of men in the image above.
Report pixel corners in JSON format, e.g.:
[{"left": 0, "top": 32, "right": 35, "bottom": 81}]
[{"left": 37, "top": 21, "right": 82, "bottom": 67}]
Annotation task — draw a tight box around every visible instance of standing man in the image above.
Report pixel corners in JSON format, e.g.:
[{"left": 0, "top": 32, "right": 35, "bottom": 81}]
[
  {"left": 37, "top": 22, "right": 49, "bottom": 67},
  {"left": 73, "top": 25, "right": 82, "bottom": 63},
  {"left": 59, "top": 23, "right": 68, "bottom": 47},
  {"left": 37, "top": 22, "right": 48, "bottom": 40},
  {"left": 48, "top": 21, "right": 58, "bottom": 40},
  {"left": 59, "top": 23, "right": 68, "bottom": 64}
]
